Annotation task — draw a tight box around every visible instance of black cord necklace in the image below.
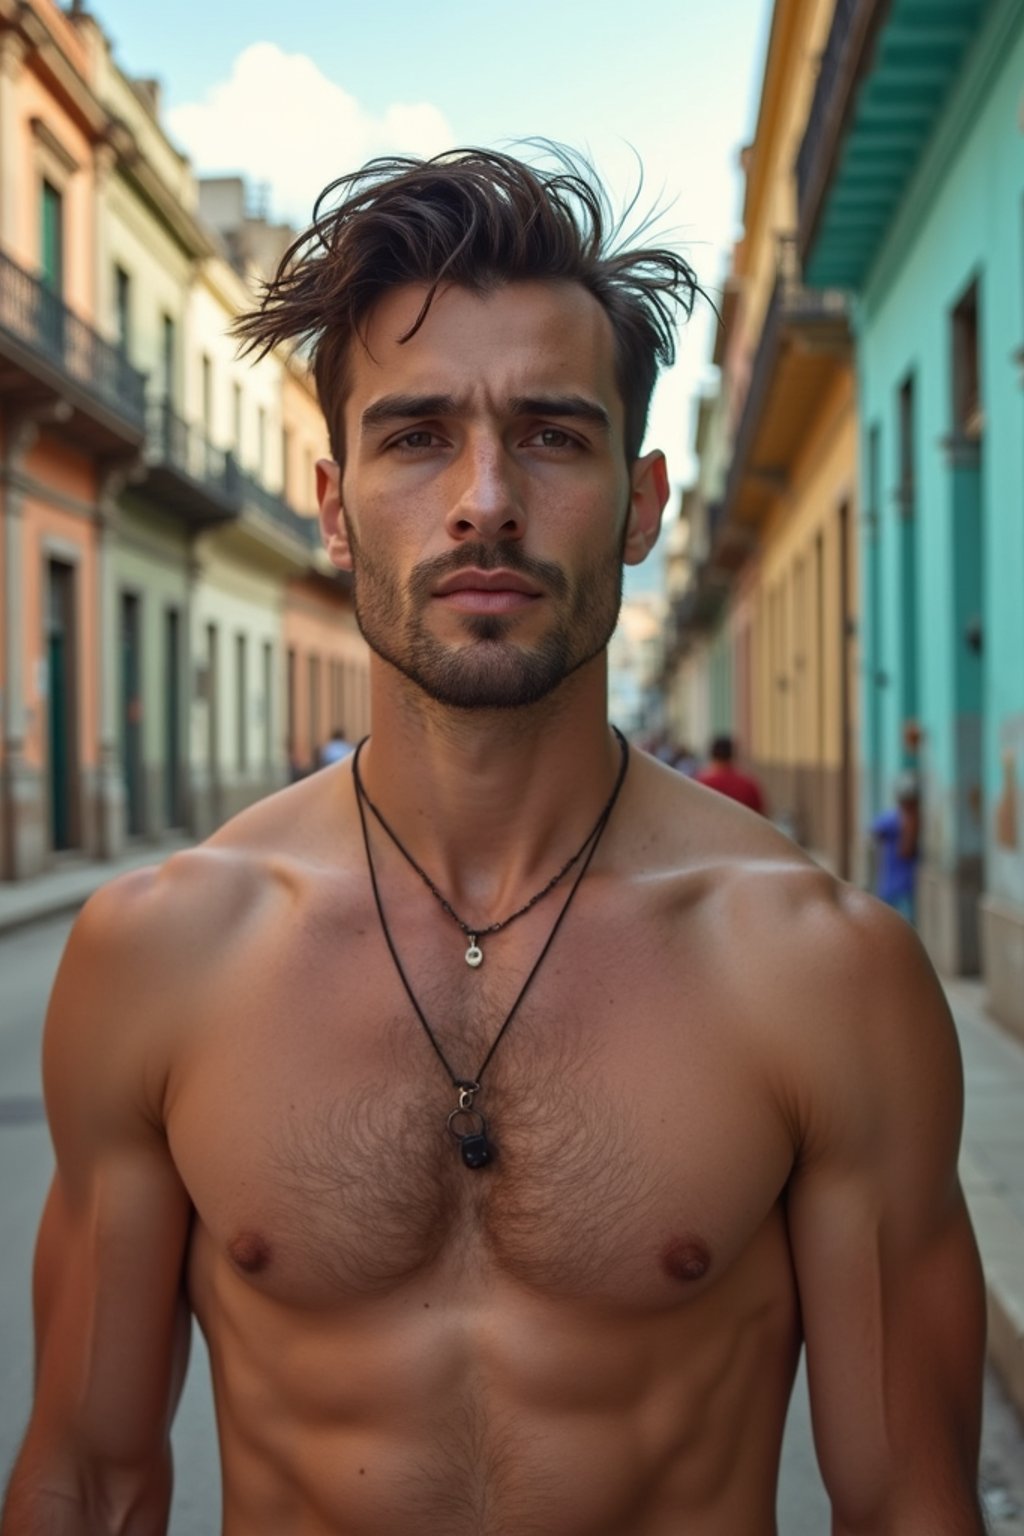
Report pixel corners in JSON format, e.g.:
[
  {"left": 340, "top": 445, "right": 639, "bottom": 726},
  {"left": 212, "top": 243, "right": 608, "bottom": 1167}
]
[
  {"left": 352, "top": 728, "right": 630, "bottom": 1169},
  {"left": 353, "top": 750, "right": 614, "bottom": 969}
]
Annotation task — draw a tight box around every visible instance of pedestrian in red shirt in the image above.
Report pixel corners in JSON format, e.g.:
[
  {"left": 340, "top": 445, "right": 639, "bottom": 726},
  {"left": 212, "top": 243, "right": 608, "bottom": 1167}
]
[{"left": 696, "top": 735, "right": 766, "bottom": 814}]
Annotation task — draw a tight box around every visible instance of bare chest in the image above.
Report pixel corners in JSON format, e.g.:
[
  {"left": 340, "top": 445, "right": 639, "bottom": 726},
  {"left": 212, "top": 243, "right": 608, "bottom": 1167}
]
[{"left": 168, "top": 909, "right": 795, "bottom": 1310}]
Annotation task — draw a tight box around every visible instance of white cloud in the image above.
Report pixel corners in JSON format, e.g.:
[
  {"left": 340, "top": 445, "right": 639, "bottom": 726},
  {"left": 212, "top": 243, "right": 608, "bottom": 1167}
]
[{"left": 168, "top": 42, "right": 455, "bottom": 225}]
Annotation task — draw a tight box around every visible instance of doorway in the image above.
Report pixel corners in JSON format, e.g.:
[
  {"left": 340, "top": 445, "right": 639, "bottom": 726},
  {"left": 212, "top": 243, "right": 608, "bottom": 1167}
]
[
  {"left": 46, "top": 559, "right": 79, "bottom": 852},
  {"left": 120, "top": 592, "right": 144, "bottom": 837},
  {"left": 165, "top": 607, "right": 182, "bottom": 828}
]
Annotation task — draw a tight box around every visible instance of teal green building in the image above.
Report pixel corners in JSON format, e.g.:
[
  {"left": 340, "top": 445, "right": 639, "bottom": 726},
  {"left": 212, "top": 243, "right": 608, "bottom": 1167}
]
[{"left": 798, "top": 0, "right": 1024, "bottom": 1034}]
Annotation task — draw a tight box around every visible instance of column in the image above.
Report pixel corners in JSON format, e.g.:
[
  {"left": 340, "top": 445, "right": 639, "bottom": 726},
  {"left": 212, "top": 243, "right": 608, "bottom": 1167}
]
[
  {"left": 0, "top": 33, "right": 26, "bottom": 252},
  {"left": 1, "top": 411, "right": 67, "bottom": 877}
]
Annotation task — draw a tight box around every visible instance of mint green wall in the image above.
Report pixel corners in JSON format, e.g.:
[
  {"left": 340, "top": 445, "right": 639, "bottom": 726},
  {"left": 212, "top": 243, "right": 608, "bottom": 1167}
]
[
  {"left": 857, "top": 0, "right": 1024, "bottom": 902},
  {"left": 709, "top": 620, "right": 733, "bottom": 738}
]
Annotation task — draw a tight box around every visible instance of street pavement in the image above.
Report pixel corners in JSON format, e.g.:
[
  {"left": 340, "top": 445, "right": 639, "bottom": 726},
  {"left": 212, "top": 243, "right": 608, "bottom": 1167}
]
[{"left": 1, "top": 888, "right": 1023, "bottom": 1532}]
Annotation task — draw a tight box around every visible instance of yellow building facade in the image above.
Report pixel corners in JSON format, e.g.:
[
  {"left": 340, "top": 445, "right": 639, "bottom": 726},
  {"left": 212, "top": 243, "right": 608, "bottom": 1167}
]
[{"left": 671, "top": 0, "right": 861, "bottom": 878}]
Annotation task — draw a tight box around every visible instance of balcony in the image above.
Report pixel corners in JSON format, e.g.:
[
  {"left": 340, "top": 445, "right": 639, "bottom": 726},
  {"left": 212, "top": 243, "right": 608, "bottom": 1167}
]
[
  {"left": 0, "top": 247, "right": 146, "bottom": 452},
  {"left": 237, "top": 470, "right": 321, "bottom": 552},
  {"left": 141, "top": 404, "right": 325, "bottom": 564},
  {"left": 142, "top": 401, "right": 239, "bottom": 526},
  {"left": 665, "top": 558, "right": 731, "bottom": 663},
  {"left": 797, "top": 0, "right": 986, "bottom": 289},
  {"left": 717, "top": 237, "right": 851, "bottom": 552}
]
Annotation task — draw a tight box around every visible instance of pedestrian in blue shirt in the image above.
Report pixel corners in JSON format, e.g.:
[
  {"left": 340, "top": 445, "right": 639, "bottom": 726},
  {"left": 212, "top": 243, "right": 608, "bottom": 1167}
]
[{"left": 871, "top": 773, "right": 920, "bottom": 920}]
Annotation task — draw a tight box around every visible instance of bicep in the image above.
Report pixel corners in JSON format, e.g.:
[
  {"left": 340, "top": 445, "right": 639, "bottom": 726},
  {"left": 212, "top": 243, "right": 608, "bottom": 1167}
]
[
  {"left": 789, "top": 1165, "right": 984, "bottom": 1530},
  {"left": 785, "top": 902, "right": 986, "bottom": 1531},
  {"left": 16, "top": 879, "right": 194, "bottom": 1493},
  {"left": 30, "top": 1152, "right": 192, "bottom": 1464}
]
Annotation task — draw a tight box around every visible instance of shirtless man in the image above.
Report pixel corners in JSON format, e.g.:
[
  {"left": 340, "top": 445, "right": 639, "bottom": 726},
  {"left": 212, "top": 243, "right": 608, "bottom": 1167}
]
[{"left": 2, "top": 149, "right": 986, "bottom": 1535}]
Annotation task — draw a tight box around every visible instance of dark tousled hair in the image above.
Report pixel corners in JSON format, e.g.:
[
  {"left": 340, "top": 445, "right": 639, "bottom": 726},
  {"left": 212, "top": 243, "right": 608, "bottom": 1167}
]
[{"left": 234, "top": 145, "right": 702, "bottom": 464}]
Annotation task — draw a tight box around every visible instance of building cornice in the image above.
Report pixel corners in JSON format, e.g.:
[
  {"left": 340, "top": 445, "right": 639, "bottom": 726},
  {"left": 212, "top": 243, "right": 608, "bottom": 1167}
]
[
  {"left": 0, "top": 0, "right": 107, "bottom": 138},
  {"left": 103, "top": 116, "right": 215, "bottom": 261}
]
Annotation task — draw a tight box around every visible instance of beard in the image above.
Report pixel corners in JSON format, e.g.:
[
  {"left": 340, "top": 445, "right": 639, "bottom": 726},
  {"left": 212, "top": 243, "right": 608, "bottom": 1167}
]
[{"left": 345, "top": 519, "right": 626, "bottom": 711}]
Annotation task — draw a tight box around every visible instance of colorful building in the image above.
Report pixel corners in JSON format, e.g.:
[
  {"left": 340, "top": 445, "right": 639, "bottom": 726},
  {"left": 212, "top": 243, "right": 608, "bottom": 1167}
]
[
  {"left": 0, "top": 0, "right": 146, "bottom": 877},
  {"left": 667, "top": 0, "right": 860, "bottom": 876},
  {"left": 799, "top": 0, "right": 1024, "bottom": 1032},
  {"left": 0, "top": 0, "right": 369, "bottom": 882}
]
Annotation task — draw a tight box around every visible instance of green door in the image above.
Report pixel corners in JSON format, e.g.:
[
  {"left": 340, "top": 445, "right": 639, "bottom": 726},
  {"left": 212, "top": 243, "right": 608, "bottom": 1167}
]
[
  {"left": 165, "top": 608, "right": 182, "bottom": 828},
  {"left": 46, "top": 561, "right": 77, "bottom": 851},
  {"left": 39, "top": 180, "right": 64, "bottom": 358},
  {"left": 121, "top": 593, "right": 144, "bottom": 836}
]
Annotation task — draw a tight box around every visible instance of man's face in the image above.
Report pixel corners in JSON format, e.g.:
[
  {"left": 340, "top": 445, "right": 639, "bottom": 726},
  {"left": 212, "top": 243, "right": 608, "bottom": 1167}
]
[{"left": 318, "top": 280, "right": 667, "bottom": 710}]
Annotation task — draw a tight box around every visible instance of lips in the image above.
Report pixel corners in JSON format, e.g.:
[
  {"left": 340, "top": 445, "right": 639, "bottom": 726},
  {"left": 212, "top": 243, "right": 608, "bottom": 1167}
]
[{"left": 433, "top": 568, "right": 542, "bottom": 598}]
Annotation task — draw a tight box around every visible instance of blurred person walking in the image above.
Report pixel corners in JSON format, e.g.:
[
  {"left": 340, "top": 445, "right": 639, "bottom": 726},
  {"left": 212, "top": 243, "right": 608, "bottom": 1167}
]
[
  {"left": 871, "top": 773, "right": 921, "bottom": 922},
  {"left": 695, "top": 733, "right": 766, "bottom": 814},
  {"left": 320, "top": 724, "right": 354, "bottom": 767}
]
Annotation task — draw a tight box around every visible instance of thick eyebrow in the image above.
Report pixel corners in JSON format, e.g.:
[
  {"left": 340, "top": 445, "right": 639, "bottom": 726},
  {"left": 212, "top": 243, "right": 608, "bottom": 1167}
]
[
  {"left": 509, "top": 395, "right": 611, "bottom": 433},
  {"left": 359, "top": 392, "right": 612, "bottom": 434},
  {"left": 360, "top": 394, "right": 459, "bottom": 430}
]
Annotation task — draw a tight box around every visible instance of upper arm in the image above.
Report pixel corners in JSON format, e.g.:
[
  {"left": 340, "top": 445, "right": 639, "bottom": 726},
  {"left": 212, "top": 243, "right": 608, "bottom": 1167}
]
[
  {"left": 6, "top": 870, "right": 193, "bottom": 1530},
  {"left": 784, "top": 893, "right": 986, "bottom": 1533}
]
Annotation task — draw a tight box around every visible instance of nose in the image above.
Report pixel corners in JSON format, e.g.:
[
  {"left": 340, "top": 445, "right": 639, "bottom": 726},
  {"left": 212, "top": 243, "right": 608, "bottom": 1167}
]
[{"left": 445, "top": 440, "right": 525, "bottom": 543}]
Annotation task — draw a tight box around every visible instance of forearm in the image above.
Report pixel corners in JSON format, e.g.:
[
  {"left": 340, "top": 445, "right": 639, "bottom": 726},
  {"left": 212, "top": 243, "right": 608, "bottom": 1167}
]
[
  {"left": 1, "top": 1439, "right": 172, "bottom": 1536},
  {"left": 831, "top": 1482, "right": 987, "bottom": 1536}
]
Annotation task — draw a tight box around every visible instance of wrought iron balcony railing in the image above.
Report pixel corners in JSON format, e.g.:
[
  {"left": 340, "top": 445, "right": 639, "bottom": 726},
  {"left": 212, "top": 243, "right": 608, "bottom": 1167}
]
[
  {"left": 0, "top": 247, "right": 146, "bottom": 427},
  {"left": 719, "top": 237, "right": 850, "bottom": 546},
  {"left": 147, "top": 400, "right": 236, "bottom": 501},
  {"left": 237, "top": 468, "right": 322, "bottom": 550}
]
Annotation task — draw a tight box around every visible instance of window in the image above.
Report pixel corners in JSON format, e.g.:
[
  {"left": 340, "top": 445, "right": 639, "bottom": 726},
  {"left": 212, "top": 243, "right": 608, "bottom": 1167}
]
[
  {"left": 898, "top": 373, "right": 915, "bottom": 508},
  {"left": 236, "top": 633, "right": 248, "bottom": 774},
  {"left": 263, "top": 641, "right": 273, "bottom": 768},
  {"left": 161, "top": 315, "right": 176, "bottom": 406},
  {"left": 40, "top": 180, "right": 63, "bottom": 293},
  {"left": 308, "top": 654, "right": 321, "bottom": 761},
  {"left": 952, "top": 280, "right": 981, "bottom": 440},
  {"left": 286, "top": 647, "right": 297, "bottom": 767},
  {"left": 897, "top": 373, "right": 920, "bottom": 735},
  {"left": 114, "top": 266, "right": 131, "bottom": 355},
  {"left": 201, "top": 354, "right": 213, "bottom": 430}
]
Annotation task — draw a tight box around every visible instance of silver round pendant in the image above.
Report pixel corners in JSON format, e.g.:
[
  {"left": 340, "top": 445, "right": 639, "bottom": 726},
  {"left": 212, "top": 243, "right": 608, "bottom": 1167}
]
[{"left": 465, "top": 941, "right": 483, "bottom": 968}]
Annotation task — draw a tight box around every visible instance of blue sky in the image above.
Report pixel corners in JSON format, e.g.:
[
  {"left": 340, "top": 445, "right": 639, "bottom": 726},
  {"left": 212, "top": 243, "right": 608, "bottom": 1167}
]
[{"left": 90, "top": 0, "right": 771, "bottom": 588}]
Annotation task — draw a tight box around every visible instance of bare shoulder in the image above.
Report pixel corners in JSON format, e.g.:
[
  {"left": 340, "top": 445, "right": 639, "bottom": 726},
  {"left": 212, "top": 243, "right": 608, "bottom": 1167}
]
[
  {"left": 70, "top": 843, "right": 267, "bottom": 988},
  {"left": 46, "top": 813, "right": 312, "bottom": 1108},
  {"left": 630, "top": 750, "right": 962, "bottom": 1152},
  {"left": 726, "top": 867, "right": 963, "bottom": 1165},
  {"left": 71, "top": 770, "right": 335, "bottom": 975}
]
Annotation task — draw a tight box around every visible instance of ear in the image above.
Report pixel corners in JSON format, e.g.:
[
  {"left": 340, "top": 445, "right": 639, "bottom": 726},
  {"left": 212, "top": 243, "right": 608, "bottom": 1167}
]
[
  {"left": 316, "top": 458, "right": 353, "bottom": 573},
  {"left": 622, "top": 449, "right": 669, "bottom": 567}
]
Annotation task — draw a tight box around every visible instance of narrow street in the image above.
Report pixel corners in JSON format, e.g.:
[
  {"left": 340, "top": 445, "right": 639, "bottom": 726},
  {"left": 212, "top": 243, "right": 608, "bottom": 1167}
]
[{"left": 2, "top": 913, "right": 1022, "bottom": 1533}]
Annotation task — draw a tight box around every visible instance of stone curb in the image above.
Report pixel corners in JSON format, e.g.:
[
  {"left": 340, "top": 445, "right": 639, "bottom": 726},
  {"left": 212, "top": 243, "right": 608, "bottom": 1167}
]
[
  {"left": 962, "top": 1149, "right": 1024, "bottom": 1424},
  {"left": 0, "top": 842, "right": 190, "bottom": 937}
]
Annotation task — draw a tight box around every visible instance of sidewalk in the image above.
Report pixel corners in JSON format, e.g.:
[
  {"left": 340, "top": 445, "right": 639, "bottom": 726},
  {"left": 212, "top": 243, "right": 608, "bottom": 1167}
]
[
  {"left": 1, "top": 855, "right": 1022, "bottom": 1419},
  {"left": 948, "top": 976, "right": 1024, "bottom": 1423},
  {"left": 0, "top": 839, "right": 191, "bottom": 937}
]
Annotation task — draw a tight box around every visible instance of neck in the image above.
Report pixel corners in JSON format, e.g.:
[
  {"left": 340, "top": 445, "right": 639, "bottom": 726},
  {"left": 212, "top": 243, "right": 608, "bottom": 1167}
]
[{"left": 357, "top": 656, "right": 622, "bottom": 919}]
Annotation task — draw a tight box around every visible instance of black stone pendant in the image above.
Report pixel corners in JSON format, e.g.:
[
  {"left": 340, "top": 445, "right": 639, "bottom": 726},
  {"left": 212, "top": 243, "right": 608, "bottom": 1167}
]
[{"left": 459, "top": 1131, "right": 494, "bottom": 1169}]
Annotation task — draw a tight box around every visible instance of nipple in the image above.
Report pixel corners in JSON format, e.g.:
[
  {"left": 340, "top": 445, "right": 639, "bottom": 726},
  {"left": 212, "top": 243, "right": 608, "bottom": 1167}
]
[
  {"left": 228, "top": 1230, "right": 272, "bottom": 1274},
  {"left": 661, "top": 1236, "right": 711, "bottom": 1284}
]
